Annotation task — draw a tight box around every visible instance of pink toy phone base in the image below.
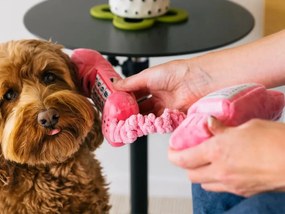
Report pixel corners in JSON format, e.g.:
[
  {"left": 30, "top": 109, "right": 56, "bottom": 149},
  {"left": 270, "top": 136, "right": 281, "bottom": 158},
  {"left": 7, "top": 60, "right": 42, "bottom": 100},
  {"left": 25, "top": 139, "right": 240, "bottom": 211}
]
[{"left": 170, "top": 83, "right": 284, "bottom": 150}]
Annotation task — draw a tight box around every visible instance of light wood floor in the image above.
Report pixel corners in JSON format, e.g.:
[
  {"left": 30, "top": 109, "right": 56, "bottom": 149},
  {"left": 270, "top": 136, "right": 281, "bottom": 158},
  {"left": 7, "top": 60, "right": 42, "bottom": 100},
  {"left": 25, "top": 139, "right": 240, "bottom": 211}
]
[{"left": 110, "top": 194, "right": 193, "bottom": 214}]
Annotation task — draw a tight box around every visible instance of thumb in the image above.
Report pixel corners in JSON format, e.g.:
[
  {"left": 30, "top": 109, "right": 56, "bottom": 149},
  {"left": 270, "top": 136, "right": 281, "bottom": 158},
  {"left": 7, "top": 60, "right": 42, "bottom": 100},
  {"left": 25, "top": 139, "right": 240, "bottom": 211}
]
[
  {"left": 207, "top": 116, "right": 228, "bottom": 135},
  {"left": 113, "top": 73, "right": 148, "bottom": 91},
  {"left": 112, "top": 77, "right": 125, "bottom": 89}
]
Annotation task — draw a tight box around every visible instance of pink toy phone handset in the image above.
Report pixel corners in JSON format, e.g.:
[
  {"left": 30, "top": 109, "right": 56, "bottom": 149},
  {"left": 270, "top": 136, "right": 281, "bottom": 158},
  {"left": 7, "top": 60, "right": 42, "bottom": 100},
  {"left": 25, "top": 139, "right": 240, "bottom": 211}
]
[
  {"left": 71, "top": 48, "right": 185, "bottom": 146},
  {"left": 71, "top": 49, "right": 139, "bottom": 147},
  {"left": 170, "top": 83, "right": 285, "bottom": 150},
  {"left": 71, "top": 49, "right": 285, "bottom": 150}
]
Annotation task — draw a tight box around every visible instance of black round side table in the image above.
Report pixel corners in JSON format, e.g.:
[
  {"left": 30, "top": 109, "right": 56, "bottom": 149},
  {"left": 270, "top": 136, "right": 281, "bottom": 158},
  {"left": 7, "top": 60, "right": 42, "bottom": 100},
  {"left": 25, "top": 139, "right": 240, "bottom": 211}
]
[{"left": 24, "top": 1, "right": 254, "bottom": 213}]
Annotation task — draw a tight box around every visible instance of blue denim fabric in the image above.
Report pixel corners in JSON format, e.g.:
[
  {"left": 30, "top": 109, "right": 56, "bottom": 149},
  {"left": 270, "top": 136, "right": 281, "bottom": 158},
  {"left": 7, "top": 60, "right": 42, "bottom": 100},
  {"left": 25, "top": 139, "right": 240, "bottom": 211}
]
[
  {"left": 192, "top": 184, "right": 245, "bottom": 214},
  {"left": 192, "top": 183, "right": 285, "bottom": 214},
  {"left": 226, "top": 192, "right": 285, "bottom": 214}
]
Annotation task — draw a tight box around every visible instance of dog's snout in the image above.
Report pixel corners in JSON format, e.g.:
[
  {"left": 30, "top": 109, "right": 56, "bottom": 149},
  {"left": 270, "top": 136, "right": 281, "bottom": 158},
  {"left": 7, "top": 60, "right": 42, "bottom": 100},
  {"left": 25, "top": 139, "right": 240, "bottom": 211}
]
[{"left": 38, "top": 108, "right": 60, "bottom": 128}]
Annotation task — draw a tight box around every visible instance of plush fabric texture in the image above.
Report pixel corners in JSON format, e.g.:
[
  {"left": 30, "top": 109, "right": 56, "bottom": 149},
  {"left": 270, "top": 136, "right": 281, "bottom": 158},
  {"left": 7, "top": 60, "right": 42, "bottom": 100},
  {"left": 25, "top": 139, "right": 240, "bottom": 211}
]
[
  {"left": 106, "top": 109, "right": 185, "bottom": 144},
  {"left": 73, "top": 49, "right": 285, "bottom": 150},
  {"left": 71, "top": 49, "right": 139, "bottom": 147},
  {"left": 170, "top": 84, "right": 285, "bottom": 150},
  {"left": 72, "top": 49, "right": 186, "bottom": 146}
]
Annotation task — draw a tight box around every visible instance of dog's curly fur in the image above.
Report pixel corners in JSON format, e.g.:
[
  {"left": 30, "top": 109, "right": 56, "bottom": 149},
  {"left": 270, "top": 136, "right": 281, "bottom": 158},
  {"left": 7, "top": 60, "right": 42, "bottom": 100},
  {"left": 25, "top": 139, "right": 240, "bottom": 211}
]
[{"left": 0, "top": 39, "right": 110, "bottom": 213}]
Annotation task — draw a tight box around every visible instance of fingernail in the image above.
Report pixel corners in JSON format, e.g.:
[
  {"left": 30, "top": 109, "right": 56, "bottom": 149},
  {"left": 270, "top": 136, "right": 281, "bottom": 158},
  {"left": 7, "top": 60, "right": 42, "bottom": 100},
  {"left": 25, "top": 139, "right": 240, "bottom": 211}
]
[
  {"left": 110, "top": 77, "right": 118, "bottom": 83},
  {"left": 207, "top": 115, "right": 215, "bottom": 128},
  {"left": 137, "top": 94, "right": 152, "bottom": 104}
]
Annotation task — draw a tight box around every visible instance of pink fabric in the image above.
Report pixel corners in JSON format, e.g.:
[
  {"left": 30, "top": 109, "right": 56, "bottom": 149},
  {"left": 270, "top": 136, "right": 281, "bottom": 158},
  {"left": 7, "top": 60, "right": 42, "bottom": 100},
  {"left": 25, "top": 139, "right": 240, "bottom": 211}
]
[
  {"left": 71, "top": 49, "right": 139, "bottom": 146},
  {"left": 71, "top": 49, "right": 285, "bottom": 150},
  {"left": 102, "top": 92, "right": 140, "bottom": 146},
  {"left": 106, "top": 109, "right": 186, "bottom": 144},
  {"left": 71, "top": 49, "right": 125, "bottom": 111},
  {"left": 170, "top": 84, "right": 285, "bottom": 150}
]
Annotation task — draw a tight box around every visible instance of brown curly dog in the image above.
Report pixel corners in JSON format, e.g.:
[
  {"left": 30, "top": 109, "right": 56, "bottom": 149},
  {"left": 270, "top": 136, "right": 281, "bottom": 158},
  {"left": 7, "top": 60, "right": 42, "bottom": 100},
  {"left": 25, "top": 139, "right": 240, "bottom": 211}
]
[{"left": 0, "top": 39, "right": 110, "bottom": 213}]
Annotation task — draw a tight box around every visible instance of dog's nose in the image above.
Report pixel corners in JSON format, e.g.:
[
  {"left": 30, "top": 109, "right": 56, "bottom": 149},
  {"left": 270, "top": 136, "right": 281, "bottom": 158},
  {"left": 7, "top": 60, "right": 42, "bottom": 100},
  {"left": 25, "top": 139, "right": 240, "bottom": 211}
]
[{"left": 38, "top": 108, "right": 60, "bottom": 128}]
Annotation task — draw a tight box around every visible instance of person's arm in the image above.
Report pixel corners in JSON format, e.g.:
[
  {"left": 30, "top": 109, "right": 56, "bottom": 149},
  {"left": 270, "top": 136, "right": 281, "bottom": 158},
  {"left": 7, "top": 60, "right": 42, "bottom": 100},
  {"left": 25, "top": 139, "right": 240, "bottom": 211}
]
[
  {"left": 114, "top": 30, "right": 285, "bottom": 114},
  {"left": 190, "top": 29, "right": 285, "bottom": 91},
  {"left": 113, "top": 30, "right": 285, "bottom": 196}
]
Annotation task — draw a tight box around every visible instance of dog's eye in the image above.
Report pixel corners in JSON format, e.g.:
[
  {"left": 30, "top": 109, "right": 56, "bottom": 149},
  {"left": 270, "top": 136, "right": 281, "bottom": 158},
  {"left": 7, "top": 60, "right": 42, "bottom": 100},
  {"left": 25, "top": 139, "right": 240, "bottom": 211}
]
[
  {"left": 43, "top": 72, "right": 56, "bottom": 84},
  {"left": 3, "top": 89, "right": 18, "bottom": 101}
]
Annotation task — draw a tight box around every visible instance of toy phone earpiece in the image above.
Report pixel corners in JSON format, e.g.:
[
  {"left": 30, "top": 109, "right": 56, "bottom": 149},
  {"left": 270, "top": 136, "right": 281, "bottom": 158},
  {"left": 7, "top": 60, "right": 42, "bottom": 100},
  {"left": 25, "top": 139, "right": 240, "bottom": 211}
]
[{"left": 71, "top": 49, "right": 139, "bottom": 146}]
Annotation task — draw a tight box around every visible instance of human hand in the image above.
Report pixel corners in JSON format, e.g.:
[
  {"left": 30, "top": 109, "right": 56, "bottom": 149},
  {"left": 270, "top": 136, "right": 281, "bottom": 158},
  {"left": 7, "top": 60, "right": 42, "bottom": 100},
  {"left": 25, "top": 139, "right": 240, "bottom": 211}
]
[
  {"left": 168, "top": 117, "right": 285, "bottom": 197},
  {"left": 113, "top": 59, "right": 213, "bottom": 115}
]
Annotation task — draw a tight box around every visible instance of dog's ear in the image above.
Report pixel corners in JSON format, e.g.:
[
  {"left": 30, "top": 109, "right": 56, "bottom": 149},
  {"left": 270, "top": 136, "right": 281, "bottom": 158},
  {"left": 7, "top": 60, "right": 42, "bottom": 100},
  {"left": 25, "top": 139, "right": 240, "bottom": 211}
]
[
  {"left": 67, "top": 60, "right": 81, "bottom": 92},
  {"left": 84, "top": 110, "right": 104, "bottom": 151}
]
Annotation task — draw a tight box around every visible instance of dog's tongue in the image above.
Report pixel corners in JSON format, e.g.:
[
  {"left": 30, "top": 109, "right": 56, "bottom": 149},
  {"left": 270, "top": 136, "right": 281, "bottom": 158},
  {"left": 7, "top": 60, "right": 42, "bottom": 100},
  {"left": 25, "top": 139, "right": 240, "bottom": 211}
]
[{"left": 48, "top": 128, "right": 61, "bottom": 136}]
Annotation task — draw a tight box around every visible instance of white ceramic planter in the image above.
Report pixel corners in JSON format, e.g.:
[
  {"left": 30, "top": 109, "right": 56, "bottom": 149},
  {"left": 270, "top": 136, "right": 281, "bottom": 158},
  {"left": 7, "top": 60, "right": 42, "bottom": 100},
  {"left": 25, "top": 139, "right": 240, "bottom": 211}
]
[{"left": 109, "top": 0, "right": 170, "bottom": 18}]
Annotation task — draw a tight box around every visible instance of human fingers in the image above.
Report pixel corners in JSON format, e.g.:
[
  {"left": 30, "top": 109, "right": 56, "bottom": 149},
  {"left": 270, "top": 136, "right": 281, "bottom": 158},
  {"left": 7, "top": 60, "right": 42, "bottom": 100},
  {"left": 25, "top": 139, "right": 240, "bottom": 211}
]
[
  {"left": 201, "top": 182, "right": 255, "bottom": 197},
  {"left": 134, "top": 90, "right": 151, "bottom": 102},
  {"left": 207, "top": 116, "right": 228, "bottom": 135},
  {"left": 186, "top": 164, "right": 220, "bottom": 184},
  {"left": 139, "top": 96, "right": 167, "bottom": 115},
  {"left": 138, "top": 96, "right": 155, "bottom": 114},
  {"left": 169, "top": 117, "right": 231, "bottom": 169},
  {"left": 200, "top": 182, "right": 228, "bottom": 193},
  {"left": 113, "top": 70, "right": 150, "bottom": 92},
  {"left": 168, "top": 142, "right": 212, "bottom": 169}
]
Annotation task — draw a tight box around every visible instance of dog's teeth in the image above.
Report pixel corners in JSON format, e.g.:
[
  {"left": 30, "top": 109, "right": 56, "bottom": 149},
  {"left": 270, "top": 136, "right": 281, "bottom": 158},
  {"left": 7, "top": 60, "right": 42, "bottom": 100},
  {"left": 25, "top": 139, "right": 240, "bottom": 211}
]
[{"left": 48, "top": 128, "right": 61, "bottom": 136}]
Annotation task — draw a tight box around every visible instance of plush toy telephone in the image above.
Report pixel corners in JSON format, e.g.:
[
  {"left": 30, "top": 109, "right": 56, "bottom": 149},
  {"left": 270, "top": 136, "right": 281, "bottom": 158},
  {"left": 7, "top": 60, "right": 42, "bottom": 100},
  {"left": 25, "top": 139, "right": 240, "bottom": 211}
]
[{"left": 71, "top": 49, "right": 285, "bottom": 150}]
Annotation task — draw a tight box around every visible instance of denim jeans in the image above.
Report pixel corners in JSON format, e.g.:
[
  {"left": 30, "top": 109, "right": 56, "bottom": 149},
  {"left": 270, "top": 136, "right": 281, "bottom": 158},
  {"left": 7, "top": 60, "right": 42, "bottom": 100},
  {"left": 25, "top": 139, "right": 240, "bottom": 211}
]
[{"left": 192, "top": 184, "right": 285, "bottom": 214}]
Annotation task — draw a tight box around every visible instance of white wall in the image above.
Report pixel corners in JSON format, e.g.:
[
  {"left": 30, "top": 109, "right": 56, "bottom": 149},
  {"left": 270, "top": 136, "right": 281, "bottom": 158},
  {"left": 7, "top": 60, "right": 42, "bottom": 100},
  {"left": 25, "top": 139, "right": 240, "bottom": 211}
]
[{"left": 0, "top": 0, "right": 266, "bottom": 198}]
